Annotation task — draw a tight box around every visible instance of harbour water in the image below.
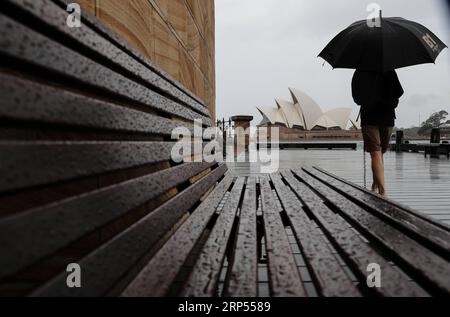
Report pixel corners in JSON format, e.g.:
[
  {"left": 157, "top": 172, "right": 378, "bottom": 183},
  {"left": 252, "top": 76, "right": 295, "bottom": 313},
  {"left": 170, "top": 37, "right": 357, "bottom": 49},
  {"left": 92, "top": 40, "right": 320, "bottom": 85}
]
[{"left": 228, "top": 145, "right": 450, "bottom": 226}]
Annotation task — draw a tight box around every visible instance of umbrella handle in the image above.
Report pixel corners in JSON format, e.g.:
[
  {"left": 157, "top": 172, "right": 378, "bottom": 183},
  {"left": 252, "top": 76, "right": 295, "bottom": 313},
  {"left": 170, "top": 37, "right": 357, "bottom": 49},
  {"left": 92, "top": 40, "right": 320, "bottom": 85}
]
[{"left": 356, "top": 109, "right": 361, "bottom": 122}]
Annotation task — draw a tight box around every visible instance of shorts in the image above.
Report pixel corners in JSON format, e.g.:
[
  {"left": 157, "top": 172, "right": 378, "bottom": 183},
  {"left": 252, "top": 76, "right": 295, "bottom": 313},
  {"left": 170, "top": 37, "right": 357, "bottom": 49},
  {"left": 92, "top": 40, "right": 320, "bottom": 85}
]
[{"left": 362, "top": 126, "right": 393, "bottom": 154}]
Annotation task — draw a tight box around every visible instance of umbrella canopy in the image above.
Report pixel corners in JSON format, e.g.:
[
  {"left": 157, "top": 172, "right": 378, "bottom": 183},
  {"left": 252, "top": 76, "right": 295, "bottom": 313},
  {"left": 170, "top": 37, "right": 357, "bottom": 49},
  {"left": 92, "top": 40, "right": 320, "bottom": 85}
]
[{"left": 319, "top": 14, "right": 447, "bottom": 72}]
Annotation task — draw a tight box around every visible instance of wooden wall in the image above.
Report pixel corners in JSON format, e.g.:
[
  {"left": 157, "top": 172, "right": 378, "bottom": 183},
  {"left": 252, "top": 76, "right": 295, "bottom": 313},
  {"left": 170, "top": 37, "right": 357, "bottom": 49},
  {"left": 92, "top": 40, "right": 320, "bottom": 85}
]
[{"left": 77, "top": 0, "right": 216, "bottom": 121}]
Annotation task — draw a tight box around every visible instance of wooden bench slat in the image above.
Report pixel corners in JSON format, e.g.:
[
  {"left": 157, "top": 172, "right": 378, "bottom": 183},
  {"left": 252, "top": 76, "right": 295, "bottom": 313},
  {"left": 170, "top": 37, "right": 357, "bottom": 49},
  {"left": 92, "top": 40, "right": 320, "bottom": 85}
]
[
  {"left": 314, "top": 167, "right": 450, "bottom": 228},
  {"left": 5, "top": 0, "right": 209, "bottom": 118},
  {"left": 0, "top": 73, "right": 192, "bottom": 137},
  {"left": 0, "top": 14, "right": 211, "bottom": 125},
  {"left": 33, "top": 164, "right": 228, "bottom": 297},
  {"left": 313, "top": 166, "right": 450, "bottom": 228},
  {"left": 0, "top": 0, "right": 240, "bottom": 297},
  {"left": 259, "top": 176, "right": 306, "bottom": 297},
  {"left": 121, "top": 172, "right": 234, "bottom": 297},
  {"left": 0, "top": 162, "right": 216, "bottom": 280},
  {"left": 306, "top": 167, "right": 450, "bottom": 256},
  {"left": 2, "top": 0, "right": 447, "bottom": 295},
  {"left": 270, "top": 173, "right": 361, "bottom": 297},
  {"left": 180, "top": 178, "right": 246, "bottom": 297},
  {"left": 293, "top": 169, "right": 450, "bottom": 295},
  {"left": 281, "top": 170, "right": 426, "bottom": 297},
  {"left": 0, "top": 141, "right": 177, "bottom": 193},
  {"left": 224, "top": 177, "right": 258, "bottom": 297}
]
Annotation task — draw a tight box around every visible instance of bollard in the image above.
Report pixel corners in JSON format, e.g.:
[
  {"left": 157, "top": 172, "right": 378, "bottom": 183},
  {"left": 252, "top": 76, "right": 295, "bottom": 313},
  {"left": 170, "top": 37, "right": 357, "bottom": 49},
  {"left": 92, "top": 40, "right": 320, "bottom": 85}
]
[
  {"left": 430, "top": 128, "right": 441, "bottom": 144},
  {"left": 429, "top": 128, "right": 441, "bottom": 158},
  {"left": 231, "top": 116, "right": 253, "bottom": 156},
  {"left": 395, "top": 130, "right": 404, "bottom": 152}
]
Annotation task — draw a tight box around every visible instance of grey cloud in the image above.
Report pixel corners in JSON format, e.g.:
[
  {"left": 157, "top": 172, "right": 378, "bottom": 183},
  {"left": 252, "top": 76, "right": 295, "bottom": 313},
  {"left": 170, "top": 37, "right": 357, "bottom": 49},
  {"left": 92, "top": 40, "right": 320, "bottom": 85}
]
[
  {"left": 407, "top": 94, "right": 442, "bottom": 108},
  {"left": 216, "top": 0, "right": 450, "bottom": 128}
]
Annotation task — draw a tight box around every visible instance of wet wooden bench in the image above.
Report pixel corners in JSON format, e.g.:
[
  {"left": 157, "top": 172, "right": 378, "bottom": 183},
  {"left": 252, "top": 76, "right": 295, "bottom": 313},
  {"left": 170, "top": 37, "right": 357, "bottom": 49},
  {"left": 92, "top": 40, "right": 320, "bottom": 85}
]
[
  {"left": 119, "top": 167, "right": 450, "bottom": 297},
  {"left": 0, "top": 0, "right": 226, "bottom": 296},
  {"left": 1, "top": 0, "right": 450, "bottom": 298}
]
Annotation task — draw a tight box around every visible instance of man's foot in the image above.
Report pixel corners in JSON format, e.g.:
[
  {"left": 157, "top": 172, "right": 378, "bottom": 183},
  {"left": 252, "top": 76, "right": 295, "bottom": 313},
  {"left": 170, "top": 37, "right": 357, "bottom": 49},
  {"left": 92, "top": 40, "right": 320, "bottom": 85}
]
[{"left": 371, "top": 183, "right": 379, "bottom": 193}]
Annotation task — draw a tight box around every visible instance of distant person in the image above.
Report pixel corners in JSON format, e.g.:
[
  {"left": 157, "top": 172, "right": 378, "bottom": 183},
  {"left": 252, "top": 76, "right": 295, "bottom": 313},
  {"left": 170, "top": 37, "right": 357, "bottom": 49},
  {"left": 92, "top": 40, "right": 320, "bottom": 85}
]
[{"left": 352, "top": 70, "right": 404, "bottom": 196}]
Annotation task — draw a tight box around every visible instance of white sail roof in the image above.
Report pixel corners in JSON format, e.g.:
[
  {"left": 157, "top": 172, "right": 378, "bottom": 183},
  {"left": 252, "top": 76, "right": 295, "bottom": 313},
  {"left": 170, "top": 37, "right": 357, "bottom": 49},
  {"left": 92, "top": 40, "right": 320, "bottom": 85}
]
[
  {"left": 313, "top": 115, "right": 339, "bottom": 129},
  {"left": 257, "top": 107, "right": 288, "bottom": 127},
  {"left": 323, "top": 108, "right": 353, "bottom": 130},
  {"left": 258, "top": 88, "right": 355, "bottom": 131},
  {"left": 289, "top": 88, "right": 323, "bottom": 130},
  {"left": 275, "top": 99, "right": 305, "bottom": 129}
]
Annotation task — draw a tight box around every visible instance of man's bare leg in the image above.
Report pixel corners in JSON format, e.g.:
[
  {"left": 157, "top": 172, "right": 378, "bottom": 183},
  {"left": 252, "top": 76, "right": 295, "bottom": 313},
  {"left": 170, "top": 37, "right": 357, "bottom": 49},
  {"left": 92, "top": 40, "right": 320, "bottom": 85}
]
[{"left": 371, "top": 151, "right": 386, "bottom": 195}]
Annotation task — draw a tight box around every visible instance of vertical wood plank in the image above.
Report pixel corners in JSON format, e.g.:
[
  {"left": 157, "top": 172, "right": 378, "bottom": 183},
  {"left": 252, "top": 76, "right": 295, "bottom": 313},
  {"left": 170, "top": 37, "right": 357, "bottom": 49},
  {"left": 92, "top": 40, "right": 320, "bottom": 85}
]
[
  {"left": 181, "top": 178, "right": 245, "bottom": 297},
  {"left": 225, "top": 177, "right": 258, "bottom": 297},
  {"left": 271, "top": 173, "right": 361, "bottom": 297},
  {"left": 259, "top": 176, "right": 306, "bottom": 297}
]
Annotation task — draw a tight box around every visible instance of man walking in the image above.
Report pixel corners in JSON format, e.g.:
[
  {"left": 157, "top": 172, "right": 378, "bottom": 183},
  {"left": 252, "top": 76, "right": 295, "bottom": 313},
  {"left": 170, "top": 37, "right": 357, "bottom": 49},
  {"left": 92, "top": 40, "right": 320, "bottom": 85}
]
[{"left": 352, "top": 70, "right": 404, "bottom": 196}]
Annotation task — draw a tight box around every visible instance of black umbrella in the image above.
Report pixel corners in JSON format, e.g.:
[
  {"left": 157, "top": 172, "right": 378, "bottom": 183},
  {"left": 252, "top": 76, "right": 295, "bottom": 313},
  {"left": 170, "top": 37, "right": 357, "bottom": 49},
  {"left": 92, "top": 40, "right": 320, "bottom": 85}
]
[{"left": 319, "top": 12, "right": 447, "bottom": 72}]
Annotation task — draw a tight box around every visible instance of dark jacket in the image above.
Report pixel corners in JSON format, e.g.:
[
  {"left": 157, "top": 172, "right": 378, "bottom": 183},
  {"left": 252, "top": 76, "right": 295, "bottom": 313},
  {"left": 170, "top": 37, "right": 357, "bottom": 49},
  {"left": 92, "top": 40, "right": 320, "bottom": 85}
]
[{"left": 352, "top": 70, "right": 404, "bottom": 127}]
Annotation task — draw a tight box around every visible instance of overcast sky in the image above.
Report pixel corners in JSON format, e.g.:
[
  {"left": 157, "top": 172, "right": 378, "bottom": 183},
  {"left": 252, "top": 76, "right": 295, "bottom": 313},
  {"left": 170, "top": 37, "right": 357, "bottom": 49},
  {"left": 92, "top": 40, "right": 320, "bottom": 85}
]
[{"left": 215, "top": 0, "right": 450, "bottom": 128}]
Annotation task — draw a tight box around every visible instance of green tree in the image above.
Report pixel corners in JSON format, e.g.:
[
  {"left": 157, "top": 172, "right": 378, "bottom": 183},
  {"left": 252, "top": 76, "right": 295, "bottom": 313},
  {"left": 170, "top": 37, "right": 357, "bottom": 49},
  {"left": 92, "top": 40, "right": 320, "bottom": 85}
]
[{"left": 418, "top": 110, "right": 448, "bottom": 136}]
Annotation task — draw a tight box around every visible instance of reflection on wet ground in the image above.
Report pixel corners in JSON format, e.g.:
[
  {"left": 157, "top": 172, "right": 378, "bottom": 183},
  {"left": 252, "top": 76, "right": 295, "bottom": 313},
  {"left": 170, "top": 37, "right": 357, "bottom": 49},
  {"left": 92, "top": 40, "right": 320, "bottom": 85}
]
[{"left": 228, "top": 148, "right": 450, "bottom": 226}]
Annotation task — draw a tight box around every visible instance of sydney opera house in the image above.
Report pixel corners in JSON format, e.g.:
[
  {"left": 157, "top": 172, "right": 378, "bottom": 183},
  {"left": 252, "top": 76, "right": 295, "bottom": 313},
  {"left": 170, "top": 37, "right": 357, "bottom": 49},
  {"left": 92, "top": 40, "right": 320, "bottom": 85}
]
[{"left": 257, "top": 88, "right": 362, "bottom": 140}]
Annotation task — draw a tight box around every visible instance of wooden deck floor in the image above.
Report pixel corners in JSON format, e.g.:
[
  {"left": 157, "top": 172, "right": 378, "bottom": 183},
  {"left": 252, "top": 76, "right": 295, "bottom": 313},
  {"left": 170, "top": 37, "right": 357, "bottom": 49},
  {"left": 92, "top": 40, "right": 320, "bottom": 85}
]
[{"left": 228, "top": 148, "right": 450, "bottom": 226}]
